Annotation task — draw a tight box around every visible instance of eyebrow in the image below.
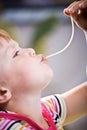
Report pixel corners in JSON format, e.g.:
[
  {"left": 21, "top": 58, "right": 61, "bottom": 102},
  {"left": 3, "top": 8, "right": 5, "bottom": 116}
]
[
  {"left": 0, "top": 40, "right": 19, "bottom": 58},
  {"left": 7, "top": 42, "right": 20, "bottom": 55}
]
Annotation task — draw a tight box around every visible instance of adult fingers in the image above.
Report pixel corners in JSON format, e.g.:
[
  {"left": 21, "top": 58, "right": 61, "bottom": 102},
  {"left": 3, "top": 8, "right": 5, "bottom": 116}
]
[
  {"left": 64, "top": 1, "right": 77, "bottom": 16},
  {"left": 64, "top": 1, "right": 83, "bottom": 16},
  {"left": 79, "top": 0, "right": 87, "bottom": 9},
  {"left": 64, "top": 1, "right": 85, "bottom": 21}
]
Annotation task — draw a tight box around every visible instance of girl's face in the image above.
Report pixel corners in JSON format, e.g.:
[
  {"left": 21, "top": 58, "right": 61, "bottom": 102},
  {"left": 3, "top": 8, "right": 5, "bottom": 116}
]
[{"left": 0, "top": 38, "right": 53, "bottom": 94}]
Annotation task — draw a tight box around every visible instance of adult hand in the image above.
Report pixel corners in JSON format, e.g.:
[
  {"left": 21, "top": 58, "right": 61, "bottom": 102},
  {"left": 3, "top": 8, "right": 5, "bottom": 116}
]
[{"left": 64, "top": 0, "right": 87, "bottom": 32}]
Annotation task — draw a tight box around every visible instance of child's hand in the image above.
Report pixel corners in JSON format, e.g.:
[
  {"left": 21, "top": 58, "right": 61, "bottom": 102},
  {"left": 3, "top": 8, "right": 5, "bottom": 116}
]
[{"left": 64, "top": 0, "right": 87, "bottom": 32}]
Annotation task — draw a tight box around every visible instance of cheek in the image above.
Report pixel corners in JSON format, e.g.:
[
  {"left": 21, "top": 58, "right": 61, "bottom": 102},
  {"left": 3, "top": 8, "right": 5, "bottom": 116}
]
[{"left": 7, "top": 60, "right": 53, "bottom": 89}]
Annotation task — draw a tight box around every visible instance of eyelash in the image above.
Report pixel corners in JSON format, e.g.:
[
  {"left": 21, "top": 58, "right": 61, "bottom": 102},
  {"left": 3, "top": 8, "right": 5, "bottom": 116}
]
[{"left": 13, "top": 51, "right": 19, "bottom": 58}]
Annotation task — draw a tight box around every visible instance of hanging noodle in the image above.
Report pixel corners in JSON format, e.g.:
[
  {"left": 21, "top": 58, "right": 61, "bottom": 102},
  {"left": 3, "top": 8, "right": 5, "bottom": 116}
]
[{"left": 46, "top": 17, "right": 74, "bottom": 59}]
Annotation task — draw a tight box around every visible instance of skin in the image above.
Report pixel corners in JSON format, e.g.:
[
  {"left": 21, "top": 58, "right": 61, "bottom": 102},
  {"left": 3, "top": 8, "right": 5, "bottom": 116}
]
[
  {"left": 62, "top": 82, "right": 87, "bottom": 125},
  {"left": 0, "top": 38, "right": 53, "bottom": 129},
  {"left": 62, "top": 0, "right": 87, "bottom": 125},
  {"left": 0, "top": 0, "right": 87, "bottom": 129},
  {"left": 64, "top": 0, "right": 87, "bottom": 31}
]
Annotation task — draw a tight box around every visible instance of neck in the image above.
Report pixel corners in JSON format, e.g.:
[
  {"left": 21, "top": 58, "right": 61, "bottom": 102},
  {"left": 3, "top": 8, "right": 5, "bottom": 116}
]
[
  {"left": 6, "top": 92, "right": 49, "bottom": 129},
  {"left": 8, "top": 92, "right": 41, "bottom": 119}
]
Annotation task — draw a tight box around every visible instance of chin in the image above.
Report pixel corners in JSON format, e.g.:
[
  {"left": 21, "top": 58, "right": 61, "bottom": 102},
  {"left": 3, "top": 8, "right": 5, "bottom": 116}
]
[
  {"left": 44, "top": 69, "right": 54, "bottom": 88},
  {"left": 48, "top": 67, "right": 54, "bottom": 79}
]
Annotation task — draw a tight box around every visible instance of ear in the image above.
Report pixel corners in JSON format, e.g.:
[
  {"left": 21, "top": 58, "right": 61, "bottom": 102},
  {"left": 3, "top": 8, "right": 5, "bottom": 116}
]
[{"left": 0, "top": 87, "right": 12, "bottom": 104}]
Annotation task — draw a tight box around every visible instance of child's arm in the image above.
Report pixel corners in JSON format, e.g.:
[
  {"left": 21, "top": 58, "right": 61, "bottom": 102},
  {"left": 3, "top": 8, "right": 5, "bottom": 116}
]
[
  {"left": 61, "top": 82, "right": 87, "bottom": 125},
  {"left": 60, "top": 0, "right": 87, "bottom": 125},
  {"left": 64, "top": 0, "right": 87, "bottom": 41},
  {"left": 63, "top": 1, "right": 87, "bottom": 123}
]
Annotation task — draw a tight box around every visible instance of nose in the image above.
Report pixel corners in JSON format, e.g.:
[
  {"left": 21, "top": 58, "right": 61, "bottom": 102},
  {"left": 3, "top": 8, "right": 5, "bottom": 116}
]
[
  {"left": 27, "top": 48, "right": 35, "bottom": 56},
  {"left": 21, "top": 48, "right": 35, "bottom": 56}
]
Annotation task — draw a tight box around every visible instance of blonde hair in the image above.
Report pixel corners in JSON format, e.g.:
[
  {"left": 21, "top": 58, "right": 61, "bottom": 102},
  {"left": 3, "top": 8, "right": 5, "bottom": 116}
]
[{"left": 0, "top": 29, "right": 11, "bottom": 42}]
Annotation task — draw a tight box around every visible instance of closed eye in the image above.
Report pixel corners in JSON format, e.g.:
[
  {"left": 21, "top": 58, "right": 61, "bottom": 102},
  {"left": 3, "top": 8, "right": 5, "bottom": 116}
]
[{"left": 13, "top": 50, "right": 19, "bottom": 58}]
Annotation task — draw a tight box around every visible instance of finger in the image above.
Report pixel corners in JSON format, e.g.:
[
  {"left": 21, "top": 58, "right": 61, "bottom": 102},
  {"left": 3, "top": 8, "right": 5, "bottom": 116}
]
[
  {"left": 68, "top": 1, "right": 83, "bottom": 14},
  {"left": 64, "top": 1, "right": 84, "bottom": 19},
  {"left": 64, "top": 1, "right": 77, "bottom": 16},
  {"left": 79, "top": 0, "right": 87, "bottom": 8},
  {"left": 64, "top": 1, "right": 83, "bottom": 16}
]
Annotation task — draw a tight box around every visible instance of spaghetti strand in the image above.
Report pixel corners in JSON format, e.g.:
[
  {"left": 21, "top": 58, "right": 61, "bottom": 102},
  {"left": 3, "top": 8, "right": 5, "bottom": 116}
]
[{"left": 46, "top": 17, "right": 74, "bottom": 59}]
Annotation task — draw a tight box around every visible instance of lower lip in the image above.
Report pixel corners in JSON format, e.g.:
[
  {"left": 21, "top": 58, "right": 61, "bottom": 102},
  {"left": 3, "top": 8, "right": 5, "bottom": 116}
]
[{"left": 42, "top": 60, "right": 48, "bottom": 64}]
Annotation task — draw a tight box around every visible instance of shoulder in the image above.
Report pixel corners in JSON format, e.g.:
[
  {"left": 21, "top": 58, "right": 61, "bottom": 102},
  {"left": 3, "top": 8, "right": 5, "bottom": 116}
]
[
  {"left": 41, "top": 94, "right": 67, "bottom": 126},
  {"left": 0, "top": 110, "right": 32, "bottom": 130}
]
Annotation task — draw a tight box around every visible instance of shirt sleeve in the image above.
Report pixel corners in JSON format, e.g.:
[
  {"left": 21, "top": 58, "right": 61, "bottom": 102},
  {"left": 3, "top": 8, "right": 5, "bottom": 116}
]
[{"left": 41, "top": 94, "right": 67, "bottom": 128}]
